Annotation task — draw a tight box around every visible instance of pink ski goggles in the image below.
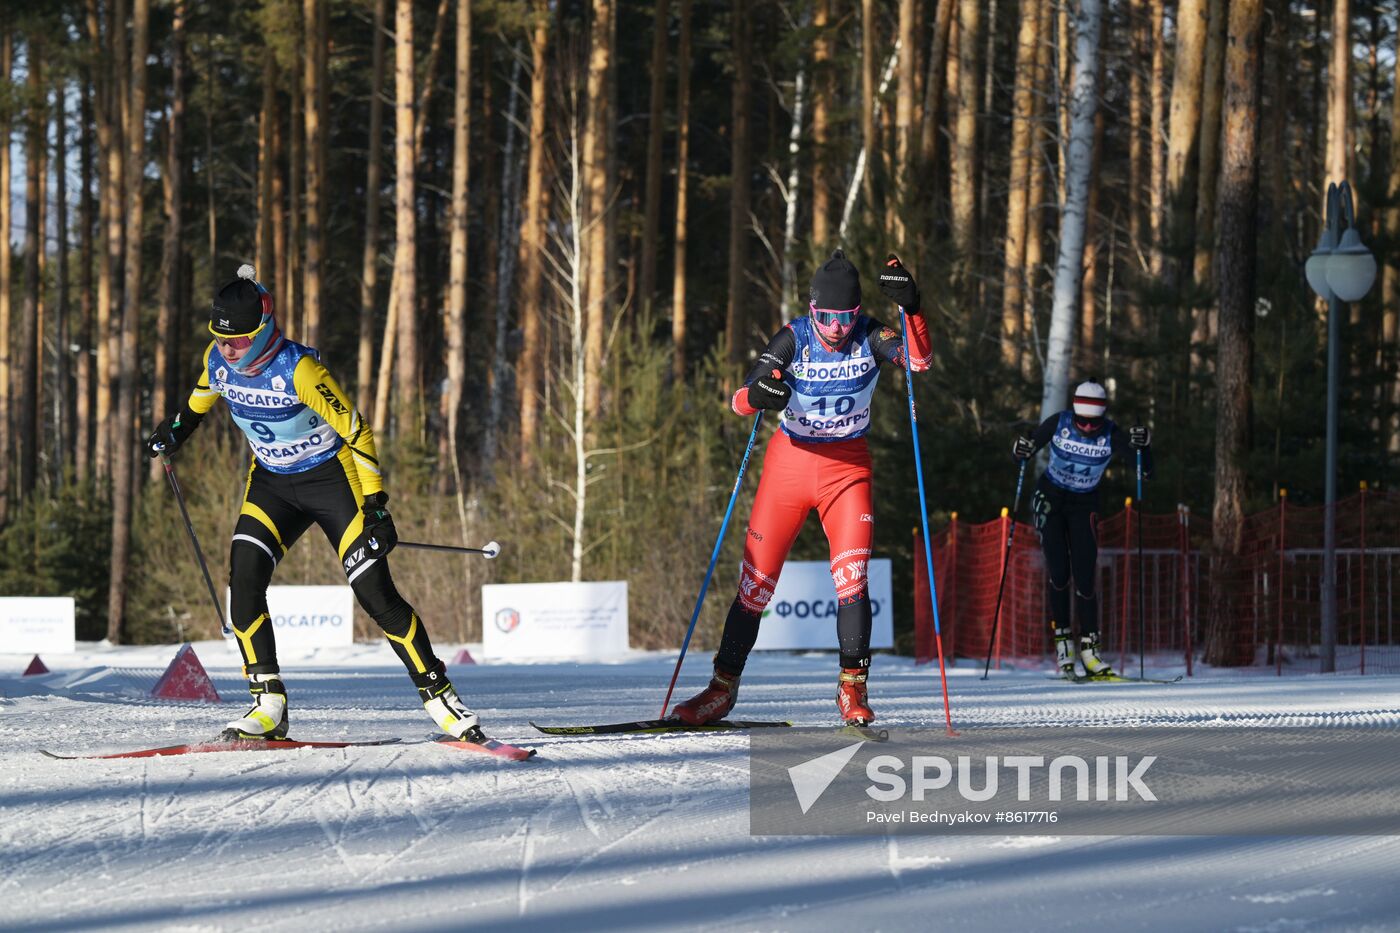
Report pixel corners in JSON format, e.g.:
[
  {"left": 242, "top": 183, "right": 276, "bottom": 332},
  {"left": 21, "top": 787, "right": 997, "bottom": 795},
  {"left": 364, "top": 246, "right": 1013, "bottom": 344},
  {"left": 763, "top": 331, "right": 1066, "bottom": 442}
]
[
  {"left": 811, "top": 302, "right": 860, "bottom": 338},
  {"left": 214, "top": 333, "right": 256, "bottom": 351}
]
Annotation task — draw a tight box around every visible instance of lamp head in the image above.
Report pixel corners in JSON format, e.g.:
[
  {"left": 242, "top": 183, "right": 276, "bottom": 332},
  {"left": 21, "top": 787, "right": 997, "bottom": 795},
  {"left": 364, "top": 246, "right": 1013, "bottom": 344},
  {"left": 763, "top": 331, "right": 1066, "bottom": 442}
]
[{"left": 1325, "top": 227, "right": 1377, "bottom": 302}]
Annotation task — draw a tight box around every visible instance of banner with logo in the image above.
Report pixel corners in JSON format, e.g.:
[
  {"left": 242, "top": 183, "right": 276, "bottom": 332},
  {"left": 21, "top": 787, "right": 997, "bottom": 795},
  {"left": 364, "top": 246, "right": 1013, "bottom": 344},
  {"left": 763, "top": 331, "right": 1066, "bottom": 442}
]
[
  {"left": 752, "top": 559, "right": 893, "bottom": 651},
  {"left": 481, "top": 581, "right": 629, "bottom": 660},
  {"left": 0, "top": 597, "right": 76, "bottom": 653},
  {"left": 224, "top": 585, "right": 355, "bottom": 649}
]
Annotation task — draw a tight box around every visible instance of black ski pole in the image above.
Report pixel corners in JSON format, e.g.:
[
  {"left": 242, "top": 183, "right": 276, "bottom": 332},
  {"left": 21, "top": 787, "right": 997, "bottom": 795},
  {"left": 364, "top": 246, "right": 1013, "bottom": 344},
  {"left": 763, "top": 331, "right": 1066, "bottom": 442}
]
[
  {"left": 398, "top": 539, "right": 501, "bottom": 559},
  {"left": 982, "top": 458, "right": 1028, "bottom": 680},
  {"left": 1136, "top": 447, "right": 1146, "bottom": 680},
  {"left": 158, "top": 451, "right": 230, "bottom": 636}
]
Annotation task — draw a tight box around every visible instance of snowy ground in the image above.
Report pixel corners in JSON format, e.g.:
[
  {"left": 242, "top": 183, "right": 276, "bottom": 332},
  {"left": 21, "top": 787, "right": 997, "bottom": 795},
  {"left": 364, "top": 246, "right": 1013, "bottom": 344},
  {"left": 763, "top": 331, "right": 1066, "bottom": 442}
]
[{"left": 3, "top": 642, "right": 1400, "bottom": 932}]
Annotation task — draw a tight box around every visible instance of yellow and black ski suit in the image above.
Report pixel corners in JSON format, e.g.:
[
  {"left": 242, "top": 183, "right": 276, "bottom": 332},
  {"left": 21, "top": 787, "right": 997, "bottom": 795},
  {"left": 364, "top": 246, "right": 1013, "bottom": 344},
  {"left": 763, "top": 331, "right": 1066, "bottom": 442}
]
[{"left": 179, "top": 338, "right": 443, "bottom": 685}]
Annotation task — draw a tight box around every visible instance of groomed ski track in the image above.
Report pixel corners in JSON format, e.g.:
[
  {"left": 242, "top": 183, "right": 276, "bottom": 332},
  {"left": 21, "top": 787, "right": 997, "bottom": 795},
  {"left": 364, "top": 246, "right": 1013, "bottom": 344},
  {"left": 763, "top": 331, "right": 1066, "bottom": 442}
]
[{"left": 2, "top": 642, "right": 1398, "bottom": 932}]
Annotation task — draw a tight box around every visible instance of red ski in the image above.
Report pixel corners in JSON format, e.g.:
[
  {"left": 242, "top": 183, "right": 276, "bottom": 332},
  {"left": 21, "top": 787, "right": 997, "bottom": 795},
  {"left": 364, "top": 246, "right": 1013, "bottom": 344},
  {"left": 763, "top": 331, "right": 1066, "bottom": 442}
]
[
  {"left": 432, "top": 733, "right": 536, "bottom": 761},
  {"left": 40, "top": 737, "right": 402, "bottom": 760}
]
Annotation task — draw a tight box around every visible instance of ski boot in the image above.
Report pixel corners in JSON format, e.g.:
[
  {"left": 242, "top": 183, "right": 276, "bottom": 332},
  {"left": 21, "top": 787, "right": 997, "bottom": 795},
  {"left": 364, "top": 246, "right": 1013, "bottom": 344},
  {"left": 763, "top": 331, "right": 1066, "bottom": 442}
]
[
  {"left": 672, "top": 666, "right": 740, "bottom": 725},
  {"left": 1079, "top": 632, "right": 1116, "bottom": 679},
  {"left": 420, "top": 676, "right": 484, "bottom": 741},
  {"left": 1053, "top": 626, "right": 1076, "bottom": 679},
  {"left": 223, "top": 673, "right": 289, "bottom": 740},
  {"left": 836, "top": 668, "right": 875, "bottom": 726}
]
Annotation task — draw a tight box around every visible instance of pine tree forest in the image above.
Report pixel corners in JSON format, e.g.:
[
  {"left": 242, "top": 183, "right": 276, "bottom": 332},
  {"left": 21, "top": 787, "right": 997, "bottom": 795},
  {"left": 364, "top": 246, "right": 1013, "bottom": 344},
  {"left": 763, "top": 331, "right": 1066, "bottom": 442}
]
[{"left": 0, "top": 0, "right": 1394, "bottom": 655}]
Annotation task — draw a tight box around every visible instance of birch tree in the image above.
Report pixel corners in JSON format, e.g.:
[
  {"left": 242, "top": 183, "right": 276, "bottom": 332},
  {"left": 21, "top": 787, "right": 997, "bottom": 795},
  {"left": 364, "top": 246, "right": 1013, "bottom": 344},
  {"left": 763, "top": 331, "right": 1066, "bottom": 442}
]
[{"left": 1039, "top": 0, "right": 1103, "bottom": 422}]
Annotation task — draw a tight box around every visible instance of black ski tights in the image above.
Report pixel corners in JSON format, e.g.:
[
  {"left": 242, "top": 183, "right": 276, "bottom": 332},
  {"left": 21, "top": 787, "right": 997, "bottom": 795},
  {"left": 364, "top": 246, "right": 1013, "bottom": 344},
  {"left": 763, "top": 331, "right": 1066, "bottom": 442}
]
[
  {"left": 1035, "top": 487, "right": 1101, "bottom": 636},
  {"left": 714, "top": 592, "right": 872, "bottom": 676}
]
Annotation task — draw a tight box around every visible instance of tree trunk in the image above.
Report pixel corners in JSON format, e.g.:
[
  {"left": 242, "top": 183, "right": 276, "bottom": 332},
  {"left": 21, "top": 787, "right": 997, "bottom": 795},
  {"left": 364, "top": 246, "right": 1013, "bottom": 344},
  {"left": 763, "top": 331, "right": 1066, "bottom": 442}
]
[
  {"left": 1078, "top": 81, "right": 1106, "bottom": 374},
  {"left": 1039, "top": 0, "right": 1103, "bottom": 423},
  {"left": 0, "top": 27, "right": 11, "bottom": 524},
  {"left": 1128, "top": 0, "right": 1145, "bottom": 270},
  {"left": 1021, "top": 0, "right": 1053, "bottom": 378},
  {"left": 670, "top": 0, "right": 692, "bottom": 382},
  {"left": 17, "top": 38, "right": 42, "bottom": 501},
  {"left": 109, "top": 0, "right": 149, "bottom": 642},
  {"left": 638, "top": 0, "right": 670, "bottom": 317},
  {"left": 151, "top": 0, "right": 186, "bottom": 485},
  {"left": 271, "top": 103, "right": 287, "bottom": 338},
  {"left": 302, "top": 0, "right": 325, "bottom": 347},
  {"left": 392, "top": 0, "right": 420, "bottom": 436},
  {"left": 441, "top": 0, "right": 470, "bottom": 494},
  {"left": 1325, "top": 0, "right": 1351, "bottom": 204},
  {"left": 1165, "top": 0, "right": 1208, "bottom": 288},
  {"left": 860, "top": 0, "right": 877, "bottom": 221},
  {"left": 358, "top": 0, "right": 386, "bottom": 415},
  {"left": 485, "top": 49, "right": 526, "bottom": 466},
  {"left": 918, "top": 0, "right": 952, "bottom": 205},
  {"left": 518, "top": 0, "right": 550, "bottom": 462},
  {"left": 287, "top": 3, "right": 304, "bottom": 340},
  {"left": 583, "top": 0, "right": 614, "bottom": 407},
  {"left": 1191, "top": 0, "right": 1227, "bottom": 365},
  {"left": 98, "top": 0, "right": 128, "bottom": 482},
  {"left": 811, "top": 0, "right": 832, "bottom": 249},
  {"left": 724, "top": 0, "right": 750, "bottom": 364},
  {"left": 256, "top": 54, "right": 276, "bottom": 282},
  {"left": 892, "top": 0, "right": 917, "bottom": 247},
  {"left": 55, "top": 81, "right": 71, "bottom": 479},
  {"left": 1205, "top": 0, "right": 1263, "bottom": 667},
  {"left": 76, "top": 76, "right": 94, "bottom": 483},
  {"left": 1000, "top": 0, "right": 1041, "bottom": 369},
  {"left": 1386, "top": 9, "right": 1400, "bottom": 454},
  {"left": 1148, "top": 0, "right": 1166, "bottom": 276},
  {"left": 950, "top": 0, "right": 979, "bottom": 262}
]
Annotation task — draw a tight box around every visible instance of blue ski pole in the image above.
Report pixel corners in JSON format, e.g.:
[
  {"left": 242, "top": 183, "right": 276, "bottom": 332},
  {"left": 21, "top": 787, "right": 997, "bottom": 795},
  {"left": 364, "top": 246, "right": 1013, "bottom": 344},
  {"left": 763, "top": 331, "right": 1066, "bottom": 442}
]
[
  {"left": 900, "top": 307, "right": 957, "bottom": 735},
  {"left": 981, "top": 458, "right": 1028, "bottom": 679},
  {"left": 1136, "top": 447, "right": 1146, "bottom": 680},
  {"left": 661, "top": 411, "right": 765, "bottom": 718}
]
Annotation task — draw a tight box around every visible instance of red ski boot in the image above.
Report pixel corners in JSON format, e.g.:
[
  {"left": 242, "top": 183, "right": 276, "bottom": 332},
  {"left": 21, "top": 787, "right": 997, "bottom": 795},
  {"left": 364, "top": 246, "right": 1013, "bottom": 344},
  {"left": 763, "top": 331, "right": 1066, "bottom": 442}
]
[
  {"left": 672, "top": 668, "right": 740, "bottom": 725},
  {"left": 836, "top": 668, "right": 875, "bottom": 725}
]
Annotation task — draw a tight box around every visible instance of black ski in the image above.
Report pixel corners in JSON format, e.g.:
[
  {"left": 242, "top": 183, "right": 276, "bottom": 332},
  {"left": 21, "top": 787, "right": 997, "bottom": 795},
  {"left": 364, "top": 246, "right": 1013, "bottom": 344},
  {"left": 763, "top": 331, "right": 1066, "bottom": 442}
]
[{"left": 530, "top": 718, "right": 791, "bottom": 736}]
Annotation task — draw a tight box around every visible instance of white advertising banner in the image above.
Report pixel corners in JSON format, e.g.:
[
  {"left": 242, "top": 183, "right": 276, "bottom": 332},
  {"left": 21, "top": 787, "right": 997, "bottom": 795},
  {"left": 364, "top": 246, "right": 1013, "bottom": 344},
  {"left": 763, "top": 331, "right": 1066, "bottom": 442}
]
[
  {"left": 224, "top": 585, "right": 355, "bottom": 649},
  {"left": 481, "top": 581, "right": 629, "bottom": 660},
  {"left": 0, "top": 597, "right": 76, "bottom": 654},
  {"left": 752, "top": 559, "right": 894, "bottom": 650}
]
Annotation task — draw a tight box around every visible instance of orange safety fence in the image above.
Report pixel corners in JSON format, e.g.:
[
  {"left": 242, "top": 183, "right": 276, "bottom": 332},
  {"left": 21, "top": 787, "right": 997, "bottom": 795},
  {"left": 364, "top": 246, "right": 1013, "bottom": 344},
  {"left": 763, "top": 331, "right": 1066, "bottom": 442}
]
[{"left": 913, "top": 486, "right": 1400, "bottom": 675}]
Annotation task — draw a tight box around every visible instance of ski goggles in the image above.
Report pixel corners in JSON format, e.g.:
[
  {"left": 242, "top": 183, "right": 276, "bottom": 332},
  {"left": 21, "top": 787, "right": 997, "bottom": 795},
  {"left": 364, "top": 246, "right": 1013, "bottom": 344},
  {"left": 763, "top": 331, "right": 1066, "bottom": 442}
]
[
  {"left": 213, "top": 329, "right": 259, "bottom": 351},
  {"left": 810, "top": 302, "right": 860, "bottom": 329}
]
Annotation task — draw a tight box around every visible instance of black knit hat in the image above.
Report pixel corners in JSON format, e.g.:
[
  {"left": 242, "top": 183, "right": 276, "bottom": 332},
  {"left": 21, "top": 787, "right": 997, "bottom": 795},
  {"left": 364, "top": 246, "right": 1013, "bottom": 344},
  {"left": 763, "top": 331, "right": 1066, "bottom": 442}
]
[
  {"left": 209, "top": 276, "right": 265, "bottom": 337},
  {"left": 809, "top": 249, "right": 861, "bottom": 311}
]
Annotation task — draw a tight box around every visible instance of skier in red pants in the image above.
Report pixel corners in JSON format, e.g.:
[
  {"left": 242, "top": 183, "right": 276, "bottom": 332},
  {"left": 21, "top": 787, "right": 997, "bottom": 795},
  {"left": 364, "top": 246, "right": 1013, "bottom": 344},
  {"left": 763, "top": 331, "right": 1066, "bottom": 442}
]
[{"left": 673, "top": 250, "right": 932, "bottom": 726}]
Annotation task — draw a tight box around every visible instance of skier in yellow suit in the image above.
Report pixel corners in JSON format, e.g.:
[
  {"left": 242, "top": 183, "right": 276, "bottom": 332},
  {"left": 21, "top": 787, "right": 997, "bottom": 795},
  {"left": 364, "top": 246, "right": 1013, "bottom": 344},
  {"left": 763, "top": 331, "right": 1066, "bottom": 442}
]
[{"left": 146, "top": 265, "right": 482, "bottom": 742}]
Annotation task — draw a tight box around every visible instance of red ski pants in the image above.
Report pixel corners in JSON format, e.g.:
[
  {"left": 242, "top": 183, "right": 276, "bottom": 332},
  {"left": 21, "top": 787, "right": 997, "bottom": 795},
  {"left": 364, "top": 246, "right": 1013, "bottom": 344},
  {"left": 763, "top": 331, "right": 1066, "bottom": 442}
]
[{"left": 735, "top": 430, "right": 874, "bottom": 614}]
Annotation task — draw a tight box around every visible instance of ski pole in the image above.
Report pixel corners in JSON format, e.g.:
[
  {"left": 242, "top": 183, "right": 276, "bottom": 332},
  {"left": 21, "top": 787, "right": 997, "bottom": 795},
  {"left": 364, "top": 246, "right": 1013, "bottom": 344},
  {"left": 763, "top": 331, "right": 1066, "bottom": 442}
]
[
  {"left": 398, "top": 540, "right": 501, "bottom": 559},
  {"left": 660, "top": 410, "right": 765, "bottom": 718},
  {"left": 157, "top": 450, "right": 231, "bottom": 636},
  {"left": 900, "top": 306, "right": 957, "bottom": 736},
  {"left": 1136, "top": 447, "right": 1146, "bottom": 680},
  {"left": 981, "top": 458, "right": 1028, "bottom": 680}
]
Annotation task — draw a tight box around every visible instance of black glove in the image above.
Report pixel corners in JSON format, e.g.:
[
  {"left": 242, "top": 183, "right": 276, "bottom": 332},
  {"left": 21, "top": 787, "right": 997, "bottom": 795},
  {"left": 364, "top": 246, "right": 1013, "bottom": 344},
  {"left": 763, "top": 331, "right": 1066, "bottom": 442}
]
[
  {"left": 1012, "top": 436, "right": 1035, "bottom": 460},
  {"left": 878, "top": 254, "right": 921, "bottom": 315},
  {"left": 749, "top": 369, "right": 792, "bottom": 411},
  {"left": 1129, "top": 425, "right": 1151, "bottom": 449},
  {"left": 361, "top": 491, "right": 398, "bottom": 558},
  {"left": 146, "top": 409, "right": 200, "bottom": 458}
]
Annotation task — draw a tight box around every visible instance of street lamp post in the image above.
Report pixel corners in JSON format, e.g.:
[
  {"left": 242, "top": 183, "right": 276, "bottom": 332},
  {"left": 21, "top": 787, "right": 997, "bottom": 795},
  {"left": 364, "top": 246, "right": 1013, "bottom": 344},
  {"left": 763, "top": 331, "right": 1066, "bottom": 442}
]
[{"left": 1305, "top": 180, "right": 1376, "bottom": 673}]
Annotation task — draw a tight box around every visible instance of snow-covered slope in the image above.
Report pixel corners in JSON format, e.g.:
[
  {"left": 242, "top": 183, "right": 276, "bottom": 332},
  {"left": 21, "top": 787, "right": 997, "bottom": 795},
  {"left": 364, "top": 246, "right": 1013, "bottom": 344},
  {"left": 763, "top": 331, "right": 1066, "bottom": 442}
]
[{"left": 2, "top": 644, "right": 1398, "bottom": 932}]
